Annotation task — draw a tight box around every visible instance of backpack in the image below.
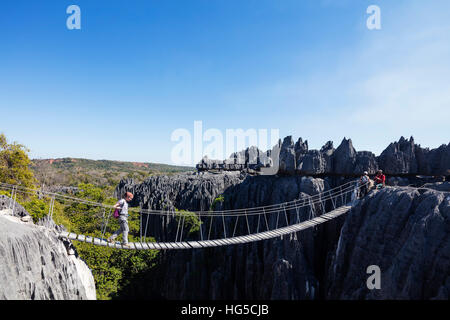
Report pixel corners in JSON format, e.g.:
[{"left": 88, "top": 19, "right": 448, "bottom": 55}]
[{"left": 113, "top": 199, "right": 125, "bottom": 219}]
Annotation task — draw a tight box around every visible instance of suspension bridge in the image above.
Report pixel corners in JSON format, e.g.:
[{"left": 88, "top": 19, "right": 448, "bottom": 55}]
[{"left": 0, "top": 180, "right": 367, "bottom": 250}]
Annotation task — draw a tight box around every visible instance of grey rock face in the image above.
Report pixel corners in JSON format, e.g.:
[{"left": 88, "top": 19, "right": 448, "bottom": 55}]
[
  {"left": 279, "top": 136, "right": 296, "bottom": 175},
  {"left": 433, "top": 144, "right": 450, "bottom": 175},
  {"left": 295, "top": 138, "right": 379, "bottom": 176},
  {"left": 416, "top": 143, "right": 450, "bottom": 176},
  {"left": 42, "top": 186, "right": 80, "bottom": 195},
  {"left": 330, "top": 138, "right": 379, "bottom": 175},
  {"left": 354, "top": 151, "right": 379, "bottom": 174},
  {"left": 378, "top": 137, "right": 450, "bottom": 176},
  {"left": 422, "top": 182, "right": 450, "bottom": 192},
  {"left": 0, "top": 195, "right": 30, "bottom": 218},
  {"left": 116, "top": 171, "right": 246, "bottom": 242},
  {"left": 116, "top": 171, "right": 245, "bottom": 212},
  {"left": 326, "top": 187, "right": 450, "bottom": 299},
  {"left": 233, "top": 146, "right": 272, "bottom": 171},
  {"left": 320, "top": 141, "right": 335, "bottom": 173},
  {"left": 333, "top": 138, "right": 357, "bottom": 175},
  {"left": 296, "top": 140, "right": 334, "bottom": 175},
  {"left": 297, "top": 150, "right": 328, "bottom": 175},
  {"left": 196, "top": 146, "right": 271, "bottom": 172},
  {"left": 196, "top": 135, "right": 449, "bottom": 176},
  {"left": 294, "top": 138, "right": 308, "bottom": 160},
  {"left": 0, "top": 212, "right": 96, "bottom": 300},
  {"left": 378, "top": 136, "right": 418, "bottom": 174}
]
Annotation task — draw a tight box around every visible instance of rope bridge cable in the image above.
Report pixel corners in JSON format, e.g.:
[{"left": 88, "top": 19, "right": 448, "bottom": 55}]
[
  {"left": 9, "top": 183, "right": 357, "bottom": 220},
  {"left": 182, "top": 181, "right": 361, "bottom": 244},
  {"left": 6, "top": 180, "right": 445, "bottom": 250},
  {"left": 0, "top": 184, "right": 344, "bottom": 218},
  {"left": 100, "top": 208, "right": 113, "bottom": 241},
  {"left": 137, "top": 182, "right": 360, "bottom": 218},
  {"left": 0, "top": 180, "right": 362, "bottom": 237},
  {"left": 0, "top": 180, "right": 362, "bottom": 229},
  {"left": 11, "top": 186, "right": 17, "bottom": 214},
  {"left": 0, "top": 180, "right": 359, "bottom": 216},
  {"left": 2, "top": 180, "right": 446, "bottom": 212}
]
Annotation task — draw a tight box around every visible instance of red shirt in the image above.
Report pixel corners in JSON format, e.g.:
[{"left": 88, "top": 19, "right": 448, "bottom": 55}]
[{"left": 375, "top": 174, "right": 385, "bottom": 184}]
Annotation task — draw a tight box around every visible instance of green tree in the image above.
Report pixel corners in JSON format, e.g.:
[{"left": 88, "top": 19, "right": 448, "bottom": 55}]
[
  {"left": 0, "top": 133, "right": 35, "bottom": 188},
  {"left": 210, "top": 194, "right": 225, "bottom": 210},
  {"left": 175, "top": 209, "right": 202, "bottom": 238}
]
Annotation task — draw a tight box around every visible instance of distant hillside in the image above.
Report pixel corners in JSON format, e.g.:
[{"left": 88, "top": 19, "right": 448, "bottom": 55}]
[{"left": 31, "top": 158, "right": 193, "bottom": 188}]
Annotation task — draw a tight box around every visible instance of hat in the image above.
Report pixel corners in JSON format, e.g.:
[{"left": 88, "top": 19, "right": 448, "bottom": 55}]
[{"left": 364, "top": 171, "right": 368, "bottom": 175}]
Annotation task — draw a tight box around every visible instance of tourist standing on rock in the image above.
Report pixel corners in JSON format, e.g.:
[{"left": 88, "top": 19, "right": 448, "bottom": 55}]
[
  {"left": 374, "top": 170, "right": 386, "bottom": 189},
  {"left": 108, "top": 192, "right": 133, "bottom": 247},
  {"left": 359, "top": 171, "right": 371, "bottom": 198}
]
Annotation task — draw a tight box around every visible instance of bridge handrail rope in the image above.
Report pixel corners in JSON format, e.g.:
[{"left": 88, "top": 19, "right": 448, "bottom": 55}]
[
  {"left": 0, "top": 180, "right": 358, "bottom": 215},
  {"left": 0, "top": 180, "right": 360, "bottom": 217},
  {"left": 0, "top": 182, "right": 361, "bottom": 220},
  {"left": 0, "top": 179, "right": 356, "bottom": 210},
  {"left": 140, "top": 180, "right": 360, "bottom": 215},
  {"left": 139, "top": 182, "right": 360, "bottom": 217},
  {"left": 2, "top": 180, "right": 446, "bottom": 219}
]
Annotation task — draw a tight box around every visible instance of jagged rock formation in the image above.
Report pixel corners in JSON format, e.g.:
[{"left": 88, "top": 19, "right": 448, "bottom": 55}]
[
  {"left": 116, "top": 171, "right": 245, "bottom": 212},
  {"left": 279, "top": 136, "right": 296, "bottom": 175},
  {"left": 42, "top": 185, "right": 80, "bottom": 195},
  {"left": 423, "top": 181, "right": 450, "bottom": 192},
  {"left": 115, "top": 170, "right": 449, "bottom": 300},
  {"left": 197, "top": 136, "right": 449, "bottom": 177},
  {"left": 418, "top": 143, "right": 450, "bottom": 176},
  {"left": 293, "top": 136, "right": 448, "bottom": 176},
  {"left": 197, "top": 146, "right": 271, "bottom": 172},
  {"left": 0, "top": 195, "right": 30, "bottom": 219},
  {"left": 0, "top": 197, "right": 96, "bottom": 300},
  {"left": 115, "top": 171, "right": 246, "bottom": 242},
  {"left": 378, "top": 136, "right": 419, "bottom": 174},
  {"left": 296, "top": 139, "right": 334, "bottom": 175},
  {"left": 378, "top": 136, "right": 450, "bottom": 176},
  {"left": 115, "top": 135, "right": 450, "bottom": 300},
  {"left": 326, "top": 187, "right": 450, "bottom": 299}
]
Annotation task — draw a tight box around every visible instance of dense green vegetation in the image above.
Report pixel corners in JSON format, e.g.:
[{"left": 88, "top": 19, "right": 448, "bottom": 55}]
[
  {"left": 175, "top": 209, "right": 202, "bottom": 238},
  {"left": 210, "top": 194, "right": 225, "bottom": 210},
  {"left": 0, "top": 133, "right": 36, "bottom": 188}
]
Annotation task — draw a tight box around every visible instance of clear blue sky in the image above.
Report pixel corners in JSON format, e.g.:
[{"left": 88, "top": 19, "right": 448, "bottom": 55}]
[{"left": 1, "top": 0, "right": 449, "bottom": 165}]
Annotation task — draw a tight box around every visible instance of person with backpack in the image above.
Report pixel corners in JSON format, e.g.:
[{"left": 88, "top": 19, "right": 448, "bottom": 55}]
[
  {"left": 107, "top": 191, "right": 133, "bottom": 247},
  {"left": 374, "top": 170, "right": 386, "bottom": 189}
]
